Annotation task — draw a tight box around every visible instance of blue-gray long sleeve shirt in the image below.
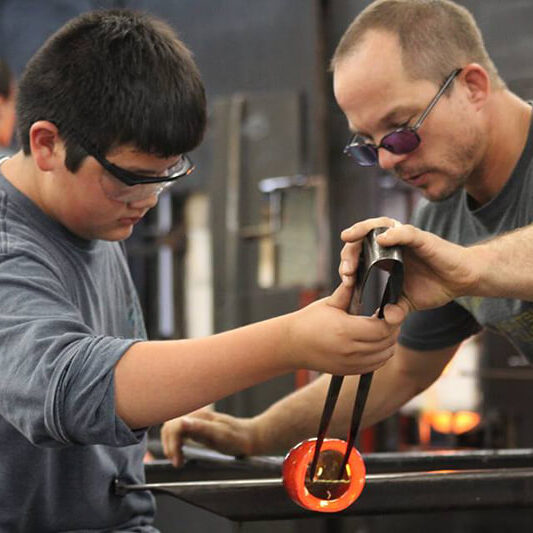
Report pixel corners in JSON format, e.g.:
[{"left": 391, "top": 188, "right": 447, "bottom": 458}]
[{"left": 0, "top": 171, "right": 157, "bottom": 531}]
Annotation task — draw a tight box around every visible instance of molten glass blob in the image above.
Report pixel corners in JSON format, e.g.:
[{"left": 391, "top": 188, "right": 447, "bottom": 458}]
[{"left": 282, "top": 438, "right": 366, "bottom": 512}]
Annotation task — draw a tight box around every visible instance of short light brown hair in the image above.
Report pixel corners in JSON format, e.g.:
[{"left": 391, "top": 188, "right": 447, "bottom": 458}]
[{"left": 331, "top": 0, "right": 505, "bottom": 89}]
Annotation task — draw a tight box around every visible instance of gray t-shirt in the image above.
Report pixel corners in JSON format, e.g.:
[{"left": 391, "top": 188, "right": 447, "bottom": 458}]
[
  {"left": 399, "top": 117, "right": 533, "bottom": 362},
  {"left": 0, "top": 173, "right": 158, "bottom": 531}
]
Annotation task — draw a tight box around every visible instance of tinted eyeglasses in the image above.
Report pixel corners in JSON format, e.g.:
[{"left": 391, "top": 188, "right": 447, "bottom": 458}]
[{"left": 343, "top": 68, "right": 462, "bottom": 167}]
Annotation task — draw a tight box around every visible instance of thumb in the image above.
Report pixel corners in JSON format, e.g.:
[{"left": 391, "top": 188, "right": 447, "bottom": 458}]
[
  {"left": 327, "top": 282, "right": 355, "bottom": 311},
  {"left": 383, "top": 297, "right": 411, "bottom": 325},
  {"left": 382, "top": 302, "right": 407, "bottom": 325}
]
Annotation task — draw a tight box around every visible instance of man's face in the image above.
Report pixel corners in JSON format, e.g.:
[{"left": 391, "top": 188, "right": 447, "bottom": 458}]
[
  {"left": 49, "top": 144, "right": 181, "bottom": 241},
  {"left": 333, "top": 31, "right": 483, "bottom": 202}
]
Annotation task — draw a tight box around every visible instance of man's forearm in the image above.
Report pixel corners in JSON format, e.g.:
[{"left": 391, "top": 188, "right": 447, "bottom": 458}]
[
  {"left": 473, "top": 224, "right": 533, "bottom": 300},
  {"left": 251, "top": 343, "right": 458, "bottom": 455},
  {"left": 250, "top": 371, "right": 413, "bottom": 456}
]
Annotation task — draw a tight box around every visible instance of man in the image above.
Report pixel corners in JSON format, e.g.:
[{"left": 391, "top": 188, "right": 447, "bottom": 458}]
[
  {"left": 0, "top": 8, "right": 401, "bottom": 532},
  {"left": 161, "top": 0, "right": 533, "bottom": 463}
]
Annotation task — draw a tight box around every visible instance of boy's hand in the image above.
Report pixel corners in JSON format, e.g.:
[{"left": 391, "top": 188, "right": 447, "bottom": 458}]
[
  {"left": 339, "top": 217, "right": 479, "bottom": 314},
  {"left": 284, "top": 281, "right": 402, "bottom": 376}
]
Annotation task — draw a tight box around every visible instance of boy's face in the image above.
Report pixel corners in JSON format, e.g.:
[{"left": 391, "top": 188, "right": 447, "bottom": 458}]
[{"left": 49, "top": 144, "right": 182, "bottom": 241}]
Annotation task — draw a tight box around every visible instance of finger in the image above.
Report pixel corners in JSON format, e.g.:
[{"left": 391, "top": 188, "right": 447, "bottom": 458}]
[
  {"left": 174, "top": 436, "right": 184, "bottom": 467},
  {"left": 161, "top": 425, "right": 170, "bottom": 458},
  {"left": 349, "top": 333, "right": 398, "bottom": 356},
  {"left": 382, "top": 302, "right": 408, "bottom": 325},
  {"left": 178, "top": 417, "right": 226, "bottom": 452},
  {"left": 343, "top": 315, "right": 399, "bottom": 342},
  {"left": 161, "top": 422, "right": 171, "bottom": 458},
  {"left": 161, "top": 409, "right": 216, "bottom": 467},
  {"left": 376, "top": 224, "right": 425, "bottom": 249},
  {"left": 189, "top": 408, "right": 215, "bottom": 421},
  {"left": 161, "top": 421, "right": 184, "bottom": 467},
  {"left": 333, "top": 326, "right": 397, "bottom": 359},
  {"left": 341, "top": 217, "right": 400, "bottom": 242},
  {"left": 180, "top": 418, "right": 248, "bottom": 457},
  {"left": 339, "top": 243, "right": 362, "bottom": 286},
  {"left": 358, "top": 344, "right": 395, "bottom": 364},
  {"left": 339, "top": 241, "right": 362, "bottom": 270},
  {"left": 343, "top": 346, "right": 396, "bottom": 374},
  {"left": 327, "top": 282, "right": 356, "bottom": 311}
]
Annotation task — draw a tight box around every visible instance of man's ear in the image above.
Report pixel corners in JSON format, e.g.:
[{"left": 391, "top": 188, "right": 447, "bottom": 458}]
[
  {"left": 29, "top": 121, "right": 63, "bottom": 172},
  {"left": 460, "top": 63, "right": 491, "bottom": 110}
]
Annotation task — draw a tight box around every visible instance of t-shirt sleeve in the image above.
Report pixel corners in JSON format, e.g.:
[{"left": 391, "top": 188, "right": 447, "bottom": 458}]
[
  {"left": 0, "top": 251, "right": 146, "bottom": 448},
  {"left": 398, "top": 300, "right": 482, "bottom": 351}
]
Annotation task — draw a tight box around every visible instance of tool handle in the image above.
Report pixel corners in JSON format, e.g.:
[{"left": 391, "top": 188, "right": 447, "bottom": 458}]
[{"left": 308, "top": 375, "right": 344, "bottom": 480}]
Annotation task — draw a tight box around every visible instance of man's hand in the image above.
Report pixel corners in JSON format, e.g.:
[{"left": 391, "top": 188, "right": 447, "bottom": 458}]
[
  {"left": 161, "top": 409, "right": 256, "bottom": 467},
  {"left": 340, "top": 217, "right": 479, "bottom": 314}
]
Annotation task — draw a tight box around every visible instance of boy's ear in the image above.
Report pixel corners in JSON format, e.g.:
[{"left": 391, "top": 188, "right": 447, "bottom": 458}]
[{"left": 29, "top": 121, "right": 63, "bottom": 172}]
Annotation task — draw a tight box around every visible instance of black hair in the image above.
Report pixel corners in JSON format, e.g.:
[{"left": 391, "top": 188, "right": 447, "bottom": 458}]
[{"left": 16, "top": 9, "right": 207, "bottom": 171}]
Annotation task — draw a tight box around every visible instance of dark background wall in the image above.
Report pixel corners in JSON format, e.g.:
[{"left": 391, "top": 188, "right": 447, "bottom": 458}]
[{"left": 4, "top": 0, "right": 533, "bottom": 282}]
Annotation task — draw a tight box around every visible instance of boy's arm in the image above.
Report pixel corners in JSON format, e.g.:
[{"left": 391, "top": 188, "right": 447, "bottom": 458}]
[
  {"left": 160, "top": 342, "right": 459, "bottom": 464},
  {"left": 114, "top": 283, "right": 402, "bottom": 429}
]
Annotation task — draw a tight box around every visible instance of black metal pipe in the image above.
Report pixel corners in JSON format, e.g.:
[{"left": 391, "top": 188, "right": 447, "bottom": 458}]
[
  {"left": 145, "top": 445, "right": 533, "bottom": 482},
  {"left": 119, "top": 466, "right": 533, "bottom": 521}
]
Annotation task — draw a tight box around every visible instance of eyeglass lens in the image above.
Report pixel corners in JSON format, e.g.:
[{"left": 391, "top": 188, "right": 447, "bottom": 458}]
[
  {"left": 99, "top": 172, "right": 174, "bottom": 203},
  {"left": 346, "top": 128, "right": 422, "bottom": 167},
  {"left": 380, "top": 130, "right": 421, "bottom": 154},
  {"left": 345, "top": 68, "right": 461, "bottom": 167},
  {"left": 346, "top": 129, "right": 421, "bottom": 166}
]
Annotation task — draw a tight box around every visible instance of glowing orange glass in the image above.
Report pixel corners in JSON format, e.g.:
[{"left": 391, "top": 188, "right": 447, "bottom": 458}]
[{"left": 282, "top": 438, "right": 366, "bottom": 513}]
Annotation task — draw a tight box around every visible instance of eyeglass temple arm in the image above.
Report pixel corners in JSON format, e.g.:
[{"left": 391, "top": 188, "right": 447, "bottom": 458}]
[{"left": 413, "top": 68, "right": 462, "bottom": 130}]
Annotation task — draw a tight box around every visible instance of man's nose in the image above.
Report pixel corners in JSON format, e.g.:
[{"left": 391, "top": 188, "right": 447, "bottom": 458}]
[{"left": 377, "top": 148, "right": 409, "bottom": 171}]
